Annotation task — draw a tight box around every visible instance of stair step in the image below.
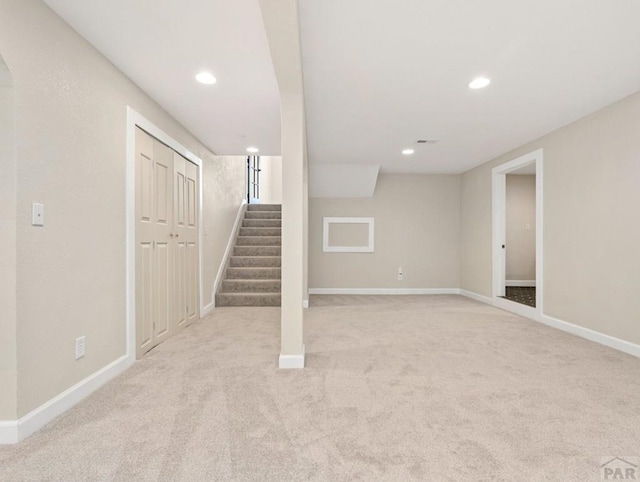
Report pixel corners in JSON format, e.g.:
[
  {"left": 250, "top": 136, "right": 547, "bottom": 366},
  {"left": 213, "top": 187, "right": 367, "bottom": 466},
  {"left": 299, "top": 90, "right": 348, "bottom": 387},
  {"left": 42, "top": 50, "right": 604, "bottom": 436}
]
[
  {"left": 233, "top": 246, "right": 281, "bottom": 256},
  {"left": 230, "top": 256, "right": 281, "bottom": 268},
  {"left": 227, "top": 267, "right": 281, "bottom": 279},
  {"left": 236, "top": 236, "right": 281, "bottom": 246},
  {"left": 239, "top": 227, "right": 281, "bottom": 237},
  {"left": 242, "top": 219, "right": 281, "bottom": 228},
  {"left": 221, "top": 279, "right": 281, "bottom": 293},
  {"left": 216, "top": 292, "right": 281, "bottom": 307},
  {"left": 247, "top": 204, "right": 281, "bottom": 212},
  {"left": 245, "top": 211, "right": 281, "bottom": 220}
]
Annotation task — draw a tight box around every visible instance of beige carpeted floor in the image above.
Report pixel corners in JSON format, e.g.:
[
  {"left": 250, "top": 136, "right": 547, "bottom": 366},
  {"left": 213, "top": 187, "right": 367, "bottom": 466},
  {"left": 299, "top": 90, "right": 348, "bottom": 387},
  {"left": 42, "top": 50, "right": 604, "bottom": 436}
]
[{"left": 1, "top": 295, "right": 639, "bottom": 481}]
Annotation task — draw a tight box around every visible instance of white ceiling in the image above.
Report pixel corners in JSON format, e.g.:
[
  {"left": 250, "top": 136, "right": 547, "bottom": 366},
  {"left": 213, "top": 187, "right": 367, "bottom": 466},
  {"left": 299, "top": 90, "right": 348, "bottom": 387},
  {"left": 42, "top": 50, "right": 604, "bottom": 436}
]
[
  {"left": 44, "top": 0, "right": 640, "bottom": 173},
  {"left": 299, "top": 0, "right": 640, "bottom": 173},
  {"left": 43, "top": 0, "right": 281, "bottom": 156}
]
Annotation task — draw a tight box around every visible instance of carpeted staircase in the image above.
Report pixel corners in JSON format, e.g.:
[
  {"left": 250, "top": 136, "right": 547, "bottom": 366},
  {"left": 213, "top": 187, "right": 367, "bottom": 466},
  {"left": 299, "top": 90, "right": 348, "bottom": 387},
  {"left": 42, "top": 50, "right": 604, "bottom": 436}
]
[{"left": 216, "top": 204, "right": 281, "bottom": 306}]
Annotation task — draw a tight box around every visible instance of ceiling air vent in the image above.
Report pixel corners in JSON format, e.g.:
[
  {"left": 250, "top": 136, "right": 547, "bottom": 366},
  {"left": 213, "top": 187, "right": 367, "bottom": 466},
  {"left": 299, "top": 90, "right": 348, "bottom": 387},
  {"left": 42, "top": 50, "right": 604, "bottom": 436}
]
[{"left": 417, "top": 139, "right": 439, "bottom": 144}]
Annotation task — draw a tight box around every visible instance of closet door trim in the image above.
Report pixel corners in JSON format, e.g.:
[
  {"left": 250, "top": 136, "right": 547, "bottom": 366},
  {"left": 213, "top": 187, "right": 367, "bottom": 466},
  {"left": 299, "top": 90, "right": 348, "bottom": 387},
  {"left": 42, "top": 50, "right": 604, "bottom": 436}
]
[{"left": 126, "top": 107, "right": 205, "bottom": 359}]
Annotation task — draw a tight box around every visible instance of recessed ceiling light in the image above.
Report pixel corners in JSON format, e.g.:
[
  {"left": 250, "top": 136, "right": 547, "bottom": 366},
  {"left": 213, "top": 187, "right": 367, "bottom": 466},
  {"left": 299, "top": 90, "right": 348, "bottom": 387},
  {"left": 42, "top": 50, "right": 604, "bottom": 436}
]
[
  {"left": 469, "top": 77, "right": 490, "bottom": 89},
  {"left": 246, "top": 147, "right": 259, "bottom": 153},
  {"left": 195, "top": 72, "right": 217, "bottom": 85},
  {"left": 402, "top": 149, "right": 414, "bottom": 155}
]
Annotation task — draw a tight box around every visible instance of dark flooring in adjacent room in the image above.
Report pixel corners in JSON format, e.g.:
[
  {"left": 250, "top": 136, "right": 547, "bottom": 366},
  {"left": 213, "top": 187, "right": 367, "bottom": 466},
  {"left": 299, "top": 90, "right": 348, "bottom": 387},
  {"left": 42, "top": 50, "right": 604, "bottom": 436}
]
[{"left": 503, "top": 286, "right": 536, "bottom": 307}]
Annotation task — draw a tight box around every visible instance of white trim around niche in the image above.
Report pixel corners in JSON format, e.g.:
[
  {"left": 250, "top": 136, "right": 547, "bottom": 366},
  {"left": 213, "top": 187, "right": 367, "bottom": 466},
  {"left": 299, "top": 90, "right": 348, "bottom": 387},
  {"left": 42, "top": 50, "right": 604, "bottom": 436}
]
[{"left": 322, "top": 217, "right": 374, "bottom": 253}]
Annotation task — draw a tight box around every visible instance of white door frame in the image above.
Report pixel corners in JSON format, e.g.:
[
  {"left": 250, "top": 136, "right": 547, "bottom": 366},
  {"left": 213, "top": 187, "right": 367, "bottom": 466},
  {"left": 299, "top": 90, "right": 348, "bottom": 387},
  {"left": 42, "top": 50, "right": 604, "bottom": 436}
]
[
  {"left": 492, "top": 148, "right": 544, "bottom": 319},
  {"left": 126, "top": 107, "right": 204, "bottom": 358}
]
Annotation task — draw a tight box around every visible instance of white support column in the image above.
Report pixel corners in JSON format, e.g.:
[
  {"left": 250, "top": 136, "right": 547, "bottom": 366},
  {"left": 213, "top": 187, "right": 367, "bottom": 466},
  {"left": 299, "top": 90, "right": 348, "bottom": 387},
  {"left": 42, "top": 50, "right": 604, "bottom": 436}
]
[
  {"left": 259, "top": 0, "right": 307, "bottom": 368},
  {"left": 279, "top": 93, "right": 305, "bottom": 368}
]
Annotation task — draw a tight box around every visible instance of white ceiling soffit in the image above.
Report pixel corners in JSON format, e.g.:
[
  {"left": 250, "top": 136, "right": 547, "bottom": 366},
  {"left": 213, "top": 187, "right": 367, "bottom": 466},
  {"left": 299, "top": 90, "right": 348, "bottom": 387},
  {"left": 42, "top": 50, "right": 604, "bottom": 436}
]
[
  {"left": 43, "top": 0, "right": 281, "bottom": 156},
  {"left": 310, "top": 164, "right": 380, "bottom": 198},
  {"left": 299, "top": 0, "right": 640, "bottom": 174}
]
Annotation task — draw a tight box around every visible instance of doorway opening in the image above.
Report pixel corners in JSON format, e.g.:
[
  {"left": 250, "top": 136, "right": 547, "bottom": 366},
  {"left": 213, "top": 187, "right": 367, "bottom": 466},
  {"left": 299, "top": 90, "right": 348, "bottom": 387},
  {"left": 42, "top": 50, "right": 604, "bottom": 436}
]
[{"left": 492, "top": 149, "right": 543, "bottom": 318}]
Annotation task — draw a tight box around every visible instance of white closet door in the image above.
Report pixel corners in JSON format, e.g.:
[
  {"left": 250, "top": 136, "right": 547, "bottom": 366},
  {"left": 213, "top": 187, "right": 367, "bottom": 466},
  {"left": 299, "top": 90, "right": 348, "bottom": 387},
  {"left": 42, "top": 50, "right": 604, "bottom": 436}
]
[
  {"left": 135, "top": 128, "right": 174, "bottom": 357},
  {"left": 184, "top": 158, "right": 199, "bottom": 325},
  {"left": 135, "top": 128, "right": 155, "bottom": 357},
  {"left": 136, "top": 128, "right": 200, "bottom": 356},
  {"left": 152, "top": 139, "right": 174, "bottom": 346},
  {"left": 173, "top": 152, "right": 188, "bottom": 332},
  {"left": 173, "top": 152, "right": 200, "bottom": 330}
]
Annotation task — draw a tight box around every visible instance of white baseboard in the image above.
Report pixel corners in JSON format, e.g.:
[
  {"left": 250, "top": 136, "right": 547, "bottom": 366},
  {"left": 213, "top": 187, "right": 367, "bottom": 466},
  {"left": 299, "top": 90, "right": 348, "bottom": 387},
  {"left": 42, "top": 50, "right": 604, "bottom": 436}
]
[
  {"left": 211, "top": 201, "right": 247, "bottom": 307},
  {"left": 201, "top": 301, "right": 215, "bottom": 317},
  {"left": 459, "top": 289, "right": 493, "bottom": 305},
  {"left": 279, "top": 345, "right": 305, "bottom": 369},
  {"left": 0, "top": 421, "right": 18, "bottom": 444},
  {"left": 539, "top": 314, "right": 640, "bottom": 359},
  {"left": 308, "top": 288, "right": 460, "bottom": 295},
  {"left": 0, "top": 354, "right": 133, "bottom": 444},
  {"left": 506, "top": 280, "right": 536, "bottom": 287},
  {"left": 459, "top": 289, "right": 640, "bottom": 360}
]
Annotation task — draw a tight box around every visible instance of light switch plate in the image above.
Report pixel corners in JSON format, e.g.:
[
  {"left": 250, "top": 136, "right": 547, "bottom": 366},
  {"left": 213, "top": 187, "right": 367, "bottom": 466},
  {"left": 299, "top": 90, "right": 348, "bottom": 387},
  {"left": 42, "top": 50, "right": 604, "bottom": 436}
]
[{"left": 32, "top": 202, "right": 44, "bottom": 226}]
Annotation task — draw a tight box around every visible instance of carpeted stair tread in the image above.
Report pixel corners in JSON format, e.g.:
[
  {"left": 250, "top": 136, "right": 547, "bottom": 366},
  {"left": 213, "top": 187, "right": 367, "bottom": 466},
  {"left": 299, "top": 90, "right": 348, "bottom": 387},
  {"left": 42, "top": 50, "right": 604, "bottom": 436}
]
[
  {"left": 244, "top": 211, "right": 281, "bottom": 219},
  {"left": 227, "top": 267, "right": 281, "bottom": 279},
  {"left": 233, "top": 246, "right": 281, "bottom": 257},
  {"left": 246, "top": 204, "right": 281, "bottom": 211},
  {"left": 239, "top": 227, "right": 281, "bottom": 237},
  {"left": 215, "top": 292, "right": 281, "bottom": 307},
  {"left": 242, "top": 219, "right": 281, "bottom": 228},
  {"left": 230, "top": 256, "right": 281, "bottom": 268},
  {"left": 236, "top": 236, "right": 281, "bottom": 246},
  {"left": 221, "top": 279, "right": 281, "bottom": 293}
]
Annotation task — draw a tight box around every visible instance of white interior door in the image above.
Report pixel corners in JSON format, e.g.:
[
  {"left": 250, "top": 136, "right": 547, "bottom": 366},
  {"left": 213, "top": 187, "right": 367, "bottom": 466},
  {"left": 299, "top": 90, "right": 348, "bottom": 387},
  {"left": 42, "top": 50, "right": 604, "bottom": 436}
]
[{"left": 493, "top": 173, "right": 507, "bottom": 297}]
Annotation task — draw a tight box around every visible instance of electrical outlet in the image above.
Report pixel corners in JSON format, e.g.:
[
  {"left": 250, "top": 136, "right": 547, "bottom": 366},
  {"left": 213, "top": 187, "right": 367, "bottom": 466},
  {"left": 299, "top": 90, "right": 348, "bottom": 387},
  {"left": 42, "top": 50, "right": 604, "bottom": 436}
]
[
  {"left": 397, "top": 267, "right": 403, "bottom": 281},
  {"left": 75, "top": 336, "right": 86, "bottom": 360}
]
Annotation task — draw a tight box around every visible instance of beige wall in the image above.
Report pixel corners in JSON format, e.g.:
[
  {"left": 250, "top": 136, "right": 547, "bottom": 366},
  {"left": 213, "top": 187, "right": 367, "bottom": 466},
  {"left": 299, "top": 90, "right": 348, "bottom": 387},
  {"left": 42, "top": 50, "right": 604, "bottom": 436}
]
[
  {"left": 506, "top": 175, "right": 536, "bottom": 281},
  {"left": 258, "top": 156, "right": 282, "bottom": 204},
  {"left": 461, "top": 91, "right": 640, "bottom": 344},
  {"left": 202, "top": 155, "right": 248, "bottom": 307},
  {"left": 0, "top": 0, "right": 245, "bottom": 418},
  {"left": 310, "top": 174, "right": 460, "bottom": 289},
  {"left": 0, "top": 57, "right": 17, "bottom": 420}
]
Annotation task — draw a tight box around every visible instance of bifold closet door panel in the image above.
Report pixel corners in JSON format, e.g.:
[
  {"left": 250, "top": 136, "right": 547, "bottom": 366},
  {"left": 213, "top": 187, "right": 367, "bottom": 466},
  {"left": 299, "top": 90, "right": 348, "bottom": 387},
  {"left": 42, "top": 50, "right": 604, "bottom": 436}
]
[
  {"left": 173, "top": 152, "right": 188, "bottom": 332},
  {"left": 135, "top": 129, "right": 200, "bottom": 356},
  {"left": 152, "top": 139, "right": 174, "bottom": 346},
  {"left": 135, "top": 127, "right": 156, "bottom": 356},
  {"left": 185, "top": 159, "right": 199, "bottom": 325}
]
